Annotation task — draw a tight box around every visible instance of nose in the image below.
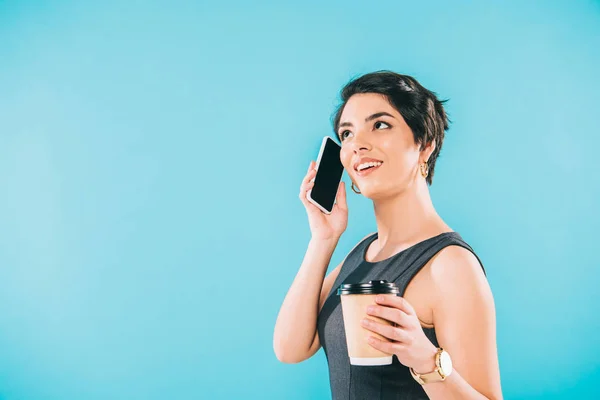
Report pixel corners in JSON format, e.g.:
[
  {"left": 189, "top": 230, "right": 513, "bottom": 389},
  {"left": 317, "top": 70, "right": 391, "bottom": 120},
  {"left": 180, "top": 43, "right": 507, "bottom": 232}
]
[{"left": 351, "top": 132, "right": 372, "bottom": 153}]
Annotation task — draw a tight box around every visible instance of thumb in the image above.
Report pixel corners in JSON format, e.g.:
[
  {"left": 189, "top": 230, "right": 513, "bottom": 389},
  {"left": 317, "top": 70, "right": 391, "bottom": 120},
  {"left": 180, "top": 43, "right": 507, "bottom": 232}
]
[{"left": 336, "top": 181, "right": 347, "bottom": 211}]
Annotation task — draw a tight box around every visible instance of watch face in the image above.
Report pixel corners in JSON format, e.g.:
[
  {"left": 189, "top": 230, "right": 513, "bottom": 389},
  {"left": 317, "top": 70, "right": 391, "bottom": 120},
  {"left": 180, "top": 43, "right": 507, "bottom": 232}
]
[{"left": 440, "top": 351, "right": 453, "bottom": 375}]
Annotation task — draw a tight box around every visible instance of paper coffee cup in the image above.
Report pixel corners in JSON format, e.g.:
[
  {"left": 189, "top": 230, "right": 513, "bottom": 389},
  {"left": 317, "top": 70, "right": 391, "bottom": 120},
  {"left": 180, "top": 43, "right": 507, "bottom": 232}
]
[{"left": 337, "top": 280, "right": 400, "bottom": 366}]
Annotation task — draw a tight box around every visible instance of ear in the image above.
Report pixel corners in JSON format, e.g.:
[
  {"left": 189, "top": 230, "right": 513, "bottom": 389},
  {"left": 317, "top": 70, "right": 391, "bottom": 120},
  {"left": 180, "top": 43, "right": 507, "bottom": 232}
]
[{"left": 421, "top": 139, "right": 436, "bottom": 163}]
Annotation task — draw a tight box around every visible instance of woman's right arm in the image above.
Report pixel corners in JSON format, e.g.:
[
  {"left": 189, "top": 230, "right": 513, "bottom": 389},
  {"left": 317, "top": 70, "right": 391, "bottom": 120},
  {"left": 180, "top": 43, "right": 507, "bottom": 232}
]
[
  {"left": 273, "top": 160, "right": 351, "bottom": 363},
  {"left": 273, "top": 233, "right": 372, "bottom": 363},
  {"left": 273, "top": 237, "right": 341, "bottom": 363}
]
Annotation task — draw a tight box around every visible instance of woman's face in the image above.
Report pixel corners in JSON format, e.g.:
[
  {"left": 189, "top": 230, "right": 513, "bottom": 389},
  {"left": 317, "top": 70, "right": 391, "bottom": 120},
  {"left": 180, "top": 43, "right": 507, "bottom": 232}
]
[{"left": 338, "top": 93, "right": 428, "bottom": 199}]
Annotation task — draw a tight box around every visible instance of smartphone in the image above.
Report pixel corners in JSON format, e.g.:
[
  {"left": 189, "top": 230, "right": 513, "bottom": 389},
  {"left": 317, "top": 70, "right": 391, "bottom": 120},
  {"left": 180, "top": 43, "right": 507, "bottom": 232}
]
[{"left": 306, "top": 136, "right": 344, "bottom": 214}]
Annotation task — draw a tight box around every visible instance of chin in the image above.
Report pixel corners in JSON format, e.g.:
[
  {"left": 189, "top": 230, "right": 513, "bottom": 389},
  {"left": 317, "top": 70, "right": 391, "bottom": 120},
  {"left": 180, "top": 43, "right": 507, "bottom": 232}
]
[
  {"left": 361, "top": 183, "right": 406, "bottom": 200},
  {"left": 359, "top": 185, "right": 386, "bottom": 200}
]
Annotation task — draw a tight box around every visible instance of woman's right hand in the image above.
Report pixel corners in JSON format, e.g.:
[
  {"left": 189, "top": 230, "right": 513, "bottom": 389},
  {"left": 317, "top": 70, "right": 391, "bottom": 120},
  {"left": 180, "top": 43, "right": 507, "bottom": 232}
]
[{"left": 299, "top": 160, "right": 348, "bottom": 241}]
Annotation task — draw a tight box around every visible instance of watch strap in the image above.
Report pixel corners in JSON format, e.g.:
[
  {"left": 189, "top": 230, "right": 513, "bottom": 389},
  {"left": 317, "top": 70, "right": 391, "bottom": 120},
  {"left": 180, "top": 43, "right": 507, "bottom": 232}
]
[
  {"left": 409, "top": 348, "right": 448, "bottom": 385},
  {"left": 410, "top": 366, "right": 445, "bottom": 385}
]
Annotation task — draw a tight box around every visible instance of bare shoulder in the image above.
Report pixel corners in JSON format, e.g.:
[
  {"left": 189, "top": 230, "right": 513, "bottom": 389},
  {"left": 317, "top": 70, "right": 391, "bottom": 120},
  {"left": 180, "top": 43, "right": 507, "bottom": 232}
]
[
  {"left": 404, "top": 240, "right": 486, "bottom": 327},
  {"left": 427, "top": 245, "right": 492, "bottom": 305},
  {"left": 430, "top": 245, "right": 485, "bottom": 281}
]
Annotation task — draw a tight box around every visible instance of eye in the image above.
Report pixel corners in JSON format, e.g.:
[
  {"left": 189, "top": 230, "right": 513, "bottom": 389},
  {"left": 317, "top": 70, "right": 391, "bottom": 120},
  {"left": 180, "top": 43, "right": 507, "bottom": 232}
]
[
  {"left": 339, "top": 130, "right": 352, "bottom": 141},
  {"left": 374, "top": 121, "right": 391, "bottom": 130},
  {"left": 339, "top": 121, "right": 390, "bottom": 141}
]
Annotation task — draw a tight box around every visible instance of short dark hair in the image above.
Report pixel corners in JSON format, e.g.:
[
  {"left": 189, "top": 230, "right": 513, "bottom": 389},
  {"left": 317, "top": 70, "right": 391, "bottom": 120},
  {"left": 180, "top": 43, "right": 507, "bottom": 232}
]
[{"left": 331, "top": 70, "right": 450, "bottom": 186}]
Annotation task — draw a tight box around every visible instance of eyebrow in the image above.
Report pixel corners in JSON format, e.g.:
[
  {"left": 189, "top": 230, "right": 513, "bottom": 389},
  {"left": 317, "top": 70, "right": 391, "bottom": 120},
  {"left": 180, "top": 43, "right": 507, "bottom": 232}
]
[{"left": 338, "top": 112, "right": 396, "bottom": 130}]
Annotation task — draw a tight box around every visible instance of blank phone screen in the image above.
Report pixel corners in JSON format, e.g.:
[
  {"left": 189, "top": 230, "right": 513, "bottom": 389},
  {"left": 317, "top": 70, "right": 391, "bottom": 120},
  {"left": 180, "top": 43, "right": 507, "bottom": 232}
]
[{"left": 311, "top": 138, "right": 344, "bottom": 212}]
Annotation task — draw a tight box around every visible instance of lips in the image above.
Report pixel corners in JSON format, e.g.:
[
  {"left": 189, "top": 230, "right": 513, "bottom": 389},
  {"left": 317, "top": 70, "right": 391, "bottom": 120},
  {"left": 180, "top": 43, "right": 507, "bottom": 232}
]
[
  {"left": 355, "top": 163, "right": 382, "bottom": 177},
  {"left": 353, "top": 157, "right": 384, "bottom": 172}
]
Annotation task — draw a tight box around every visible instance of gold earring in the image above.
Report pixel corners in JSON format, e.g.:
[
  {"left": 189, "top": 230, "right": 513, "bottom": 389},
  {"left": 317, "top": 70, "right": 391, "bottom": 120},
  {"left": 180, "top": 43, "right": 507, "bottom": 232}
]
[
  {"left": 351, "top": 181, "right": 361, "bottom": 194},
  {"left": 420, "top": 161, "right": 429, "bottom": 178}
]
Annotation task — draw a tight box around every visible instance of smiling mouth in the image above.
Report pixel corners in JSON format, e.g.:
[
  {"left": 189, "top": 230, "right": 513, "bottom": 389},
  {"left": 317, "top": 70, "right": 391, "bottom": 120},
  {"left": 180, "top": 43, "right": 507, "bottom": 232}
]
[{"left": 355, "top": 162, "right": 383, "bottom": 177}]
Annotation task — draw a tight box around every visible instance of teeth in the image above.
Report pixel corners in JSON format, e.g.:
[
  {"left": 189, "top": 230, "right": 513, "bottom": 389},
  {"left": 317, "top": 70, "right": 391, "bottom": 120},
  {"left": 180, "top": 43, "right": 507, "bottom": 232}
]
[{"left": 357, "top": 161, "right": 383, "bottom": 171}]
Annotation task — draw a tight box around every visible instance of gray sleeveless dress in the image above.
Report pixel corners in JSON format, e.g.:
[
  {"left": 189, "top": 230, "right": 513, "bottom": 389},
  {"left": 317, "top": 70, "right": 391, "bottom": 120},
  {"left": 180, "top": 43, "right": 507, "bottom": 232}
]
[{"left": 316, "top": 231, "right": 486, "bottom": 400}]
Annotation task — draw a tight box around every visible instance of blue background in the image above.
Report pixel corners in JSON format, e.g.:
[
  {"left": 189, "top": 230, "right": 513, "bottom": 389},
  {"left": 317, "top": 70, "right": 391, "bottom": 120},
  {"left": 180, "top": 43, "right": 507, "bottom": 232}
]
[{"left": 1, "top": 1, "right": 599, "bottom": 399}]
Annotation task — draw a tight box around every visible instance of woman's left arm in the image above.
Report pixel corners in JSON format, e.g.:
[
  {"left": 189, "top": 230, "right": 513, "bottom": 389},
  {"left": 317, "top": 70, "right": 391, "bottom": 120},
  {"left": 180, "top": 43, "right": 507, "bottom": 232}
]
[
  {"left": 421, "top": 246, "right": 503, "bottom": 400},
  {"left": 364, "top": 246, "right": 502, "bottom": 400}
]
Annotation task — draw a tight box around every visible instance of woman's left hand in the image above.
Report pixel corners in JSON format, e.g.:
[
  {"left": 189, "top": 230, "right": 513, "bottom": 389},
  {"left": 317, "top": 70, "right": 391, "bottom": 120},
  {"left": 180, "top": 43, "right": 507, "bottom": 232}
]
[{"left": 362, "top": 295, "right": 438, "bottom": 373}]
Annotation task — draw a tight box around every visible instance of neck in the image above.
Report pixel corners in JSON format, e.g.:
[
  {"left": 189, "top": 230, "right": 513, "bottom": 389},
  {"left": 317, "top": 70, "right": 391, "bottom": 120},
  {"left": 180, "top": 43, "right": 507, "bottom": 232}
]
[{"left": 372, "top": 180, "right": 448, "bottom": 249}]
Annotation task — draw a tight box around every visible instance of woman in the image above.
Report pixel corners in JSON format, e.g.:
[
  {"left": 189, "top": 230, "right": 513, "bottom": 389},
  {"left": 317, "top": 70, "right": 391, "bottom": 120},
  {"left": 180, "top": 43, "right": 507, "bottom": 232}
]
[{"left": 273, "top": 71, "right": 502, "bottom": 399}]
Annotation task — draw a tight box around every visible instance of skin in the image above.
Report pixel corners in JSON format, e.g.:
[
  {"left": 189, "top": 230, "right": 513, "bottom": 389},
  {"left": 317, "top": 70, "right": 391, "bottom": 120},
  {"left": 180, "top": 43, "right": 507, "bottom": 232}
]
[{"left": 336, "top": 93, "right": 503, "bottom": 400}]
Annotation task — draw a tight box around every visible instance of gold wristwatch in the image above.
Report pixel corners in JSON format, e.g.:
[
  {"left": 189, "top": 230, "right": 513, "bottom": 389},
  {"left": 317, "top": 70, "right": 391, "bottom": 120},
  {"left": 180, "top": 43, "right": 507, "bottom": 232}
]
[{"left": 409, "top": 347, "right": 453, "bottom": 385}]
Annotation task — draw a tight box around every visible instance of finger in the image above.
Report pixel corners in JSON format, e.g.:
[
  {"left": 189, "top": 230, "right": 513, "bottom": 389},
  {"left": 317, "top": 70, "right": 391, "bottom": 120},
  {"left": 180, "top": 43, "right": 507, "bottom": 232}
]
[
  {"left": 309, "top": 168, "right": 317, "bottom": 183},
  {"left": 299, "top": 181, "right": 315, "bottom": 202},
  {"left": 299, "top": 178, "right": 315, "bottom": 197},
  {"left": 367, "top": 303, "right": 410, "bottom": 327},
  {"left": 376, "top": 295, "right": 416, "bottom": 316},
  {"left": 300, "top": 171, "right": 317, "bottom": 197},
  {"left": 336, "top": 181, "right": 347, "bottom": 211},
  {"left": 301, "top": 191, "right": 322, "bottom": 215},
  {"left": 303, "top": 168, "right": 317, "bottom": 186},
  {"left": 366, "top": 335, "right": 403, "bottom": 355},
  {"left": 307, "top": 161, "right": 316, "bottom": 177},
  {"left": 362, "top": 318, "right": 410, "bottom": 343}
]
